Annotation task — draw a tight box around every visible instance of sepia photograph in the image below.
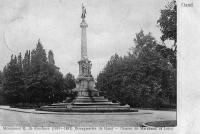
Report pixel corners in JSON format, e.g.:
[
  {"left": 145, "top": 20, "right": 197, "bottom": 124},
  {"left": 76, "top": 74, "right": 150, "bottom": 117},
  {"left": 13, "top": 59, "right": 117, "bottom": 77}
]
[{"left": 0, "top": 0, "right": 178, "bottom": 133}]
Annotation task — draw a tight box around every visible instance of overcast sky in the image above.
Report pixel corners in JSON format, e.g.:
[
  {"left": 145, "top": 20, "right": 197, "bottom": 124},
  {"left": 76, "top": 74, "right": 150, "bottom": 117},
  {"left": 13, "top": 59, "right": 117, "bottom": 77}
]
[{"left": 0, "top": 0, "right": 169, "bottom": 78}]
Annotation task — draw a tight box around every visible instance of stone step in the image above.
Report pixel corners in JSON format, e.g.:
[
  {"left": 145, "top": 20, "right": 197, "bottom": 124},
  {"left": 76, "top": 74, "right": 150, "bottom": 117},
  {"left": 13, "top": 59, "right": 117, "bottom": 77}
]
[
  {"left": 74, "top": 98, "right": 109, "bottom": 102},
  {"left": 70, "top": 108, "right": 131, "bottom": 112},
  {"left": 71, "top": 105, "right": 129, "bottom": 108},
  {"left": 39, "top": 107, "right": 133, "bottom": 112},
  {"left": 72, "top": 102, "right": 120, "bottom": 105},
  {"left": 74, "top": 100, "right": 109, "bottom": 103},
  {"left": 39, "top": 103, "right": 135, "bottom": 112},
  {"left": 42, "top": 103, "right": 122, "bottom": 108},
  {"left": 46, "top": 100, "right": 115, "bottom": 106},
  {"left": 41, "top": 104, "right": 127, "bottom": 109},
  {"left": 40, "top": 105, "right": 129, "bottom": 108},
  {"left": 76, "top": 96, "right": 106, "bottom": 99},
  {"left": 75, "top": 97, "right": 107, "bottom": 100},
  {"left": 71, "top": 107, "right": 130, "bottom": 110},
  {"left": 41, "top": 108, "right": 132, "bottom": 113}
]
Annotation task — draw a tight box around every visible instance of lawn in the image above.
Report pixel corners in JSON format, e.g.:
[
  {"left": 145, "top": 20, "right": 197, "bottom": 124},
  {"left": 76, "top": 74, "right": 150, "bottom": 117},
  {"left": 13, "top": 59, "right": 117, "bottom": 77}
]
[{"left": 145, "top": 120, "right": 177, "bottom": 127}]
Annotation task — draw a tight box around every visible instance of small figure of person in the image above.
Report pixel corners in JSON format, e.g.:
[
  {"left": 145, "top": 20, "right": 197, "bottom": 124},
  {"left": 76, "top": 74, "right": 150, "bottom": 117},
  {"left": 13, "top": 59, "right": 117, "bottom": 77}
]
[{"left": 81, "top": 3, "right": 86, "bottom": 19}]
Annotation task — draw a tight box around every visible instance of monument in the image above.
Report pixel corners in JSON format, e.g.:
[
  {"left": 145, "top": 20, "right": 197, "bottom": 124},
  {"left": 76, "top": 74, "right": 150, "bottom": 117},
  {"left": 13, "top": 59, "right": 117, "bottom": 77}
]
[
  {"left": 40, "top": 4, "right": 137, "bottom": 112},
  {"left": 72, "top": 4, "right": 99, "bottom": 97}
]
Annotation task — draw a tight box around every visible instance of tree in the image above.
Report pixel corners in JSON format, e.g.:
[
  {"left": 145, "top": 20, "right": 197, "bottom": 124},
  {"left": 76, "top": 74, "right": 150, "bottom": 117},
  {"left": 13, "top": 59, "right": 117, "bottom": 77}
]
[
  {"left": 1, "top": 40, "right": 74, "bottom": 106},
  {"left": 157, "top": 1, "right": 177, "bottom": 107},
  {"left": 0, "top": 70, "right": 7, "bottom": 104},
  {"left": 23, "top": 50, "right": 31, "bottom": 75},
  {"left": 31, "top": 39, "right": 47, "bottom": 74},
  {"left": 96, "top": 30, "right": 176, "bottom": 108},
  {"left": 63, "top": 73, "right": 76, "bottom": 101},
  {"left": 64, "top": 73, "right": 76, "bottom": 90},
  {"left": 157, "top": 0, "right": 177, "bottom": 51},
  {"left": 2, "top": 55, "right": 24, "bottom": 103},
  {"left": 0, "top": 71, "right": 2, "bottom": 85}
]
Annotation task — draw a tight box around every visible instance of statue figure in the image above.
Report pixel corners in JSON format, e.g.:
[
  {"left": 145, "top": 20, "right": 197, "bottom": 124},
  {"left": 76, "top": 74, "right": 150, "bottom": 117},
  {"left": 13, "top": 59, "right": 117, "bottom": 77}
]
[
  {"left": 81, "top": 63, "right": 87, "bottom": 76},
  {"left": 81, "top": 3, "right": 86, "bottom": 19},
  {"left": 81, "top": 62, "right": 91, "bottom": 76}
]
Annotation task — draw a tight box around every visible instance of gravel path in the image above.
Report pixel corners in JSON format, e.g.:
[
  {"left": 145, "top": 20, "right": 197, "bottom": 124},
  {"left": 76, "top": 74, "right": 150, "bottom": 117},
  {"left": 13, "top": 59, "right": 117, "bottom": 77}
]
[{"left": 0, "top": 106, "right": 176, "bottom": 127}]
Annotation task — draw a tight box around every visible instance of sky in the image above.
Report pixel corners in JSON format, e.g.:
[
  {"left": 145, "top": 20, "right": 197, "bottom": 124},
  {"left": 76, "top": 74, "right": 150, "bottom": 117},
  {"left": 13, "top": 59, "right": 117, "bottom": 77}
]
[{"left": 0, "top": 0, "right": 169, "bottom": 78}]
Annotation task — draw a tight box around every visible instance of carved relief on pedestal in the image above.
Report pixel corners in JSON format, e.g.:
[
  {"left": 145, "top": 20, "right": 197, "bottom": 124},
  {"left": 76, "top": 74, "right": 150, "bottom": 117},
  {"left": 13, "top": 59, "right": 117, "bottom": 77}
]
[{"left": 78, "top": 60, "right": 92, "bottom": 77}]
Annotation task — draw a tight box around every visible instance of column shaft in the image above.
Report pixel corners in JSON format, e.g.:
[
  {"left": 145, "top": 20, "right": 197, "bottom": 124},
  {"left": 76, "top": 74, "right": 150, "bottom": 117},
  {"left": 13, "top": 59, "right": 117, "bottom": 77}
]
[{"left": 81, "top": 27, "right": 87, "bottom": 59}]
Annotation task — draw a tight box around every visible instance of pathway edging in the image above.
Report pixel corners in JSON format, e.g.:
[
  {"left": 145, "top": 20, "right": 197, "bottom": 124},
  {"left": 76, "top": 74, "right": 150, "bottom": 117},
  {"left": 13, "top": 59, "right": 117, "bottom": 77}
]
[{"left": 0, "top": 106, "right": 152, "bottom": 115}]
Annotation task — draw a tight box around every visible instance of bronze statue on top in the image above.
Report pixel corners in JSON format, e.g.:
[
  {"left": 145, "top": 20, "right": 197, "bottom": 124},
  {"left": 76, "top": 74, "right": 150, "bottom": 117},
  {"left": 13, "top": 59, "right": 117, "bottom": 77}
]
[{"left": 81, "top": 3, "right": 86, "bottom": 19}]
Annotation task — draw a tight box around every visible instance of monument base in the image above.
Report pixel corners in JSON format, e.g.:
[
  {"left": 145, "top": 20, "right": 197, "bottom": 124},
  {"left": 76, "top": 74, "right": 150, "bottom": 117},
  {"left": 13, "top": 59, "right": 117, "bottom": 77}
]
[
  {"left": 39, "top": 95, "right": 138, "bottom": 112},
  {"left": 40, "top": 77, "right": 137, "bottom": 112},
  {"left": 39, "top": 98, "right": 138, "bottom": 112}
]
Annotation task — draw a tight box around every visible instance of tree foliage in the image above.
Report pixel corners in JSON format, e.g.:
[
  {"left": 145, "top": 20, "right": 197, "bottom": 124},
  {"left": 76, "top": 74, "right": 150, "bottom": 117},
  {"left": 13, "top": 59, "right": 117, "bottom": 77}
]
[
  {"left": 1, "top": 40, "right": 75, "bottom": 106},
  {"left": 96, "top": 30, "right": 176, "bottom": 108},
  {"left": 157, "top": 0, "right": 177, "bottom": 50},
  {"left": 0, "top": 71, "right": 2, "bottom": 85}
]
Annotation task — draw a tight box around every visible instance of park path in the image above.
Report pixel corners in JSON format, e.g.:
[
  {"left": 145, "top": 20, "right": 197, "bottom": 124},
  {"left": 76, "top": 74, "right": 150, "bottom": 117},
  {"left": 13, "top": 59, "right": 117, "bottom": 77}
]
[{"left": 0, "top": 106, "right": 176, "bottom": 127}]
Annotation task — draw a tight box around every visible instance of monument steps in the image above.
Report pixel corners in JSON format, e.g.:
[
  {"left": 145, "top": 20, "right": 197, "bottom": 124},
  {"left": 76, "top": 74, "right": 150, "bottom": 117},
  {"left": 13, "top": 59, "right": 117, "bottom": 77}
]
[
  {"left": 42, "top": 105, "right": 128, "bottom": 108},
  {"left": 39, "top": 106, "right": 135, "bottom": 112},
  {"left": 76, "top": 96, "right": 105, "bottom": 99},
  {"left": 72, "top": 102, "right": 118, "bottom": 105},
  {"left": 40, "top": 108, "right": 135, "bottom": 112},
  {"left": 70, "top": 105, "right": 128, "bottom": 108},
  {"left": 74, "top": 98, "right": 109, "bottom": 102}
]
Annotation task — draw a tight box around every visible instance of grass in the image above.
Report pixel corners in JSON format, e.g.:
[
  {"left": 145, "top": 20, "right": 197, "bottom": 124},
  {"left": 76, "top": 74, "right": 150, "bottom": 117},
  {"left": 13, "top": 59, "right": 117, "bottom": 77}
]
[{"left": 145, "top": 120, "right": 177, "bottom": 127}]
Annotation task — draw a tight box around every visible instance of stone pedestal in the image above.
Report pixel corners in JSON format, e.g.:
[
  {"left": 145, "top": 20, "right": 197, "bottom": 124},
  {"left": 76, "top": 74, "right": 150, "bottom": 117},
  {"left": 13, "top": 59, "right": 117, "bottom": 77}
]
[{"left": 73, "top": 57, "right": 99, "bottom": 97}]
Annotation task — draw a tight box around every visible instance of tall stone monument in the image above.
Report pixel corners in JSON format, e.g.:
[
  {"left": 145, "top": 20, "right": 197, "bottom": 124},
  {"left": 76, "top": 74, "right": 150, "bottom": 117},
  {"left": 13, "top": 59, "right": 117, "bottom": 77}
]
[
  {"left": 72, "top": 4, "right": 99, "bottom": 97},
  {"left": 40, "top": 4, "right": 136, "bottom": 112}
]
